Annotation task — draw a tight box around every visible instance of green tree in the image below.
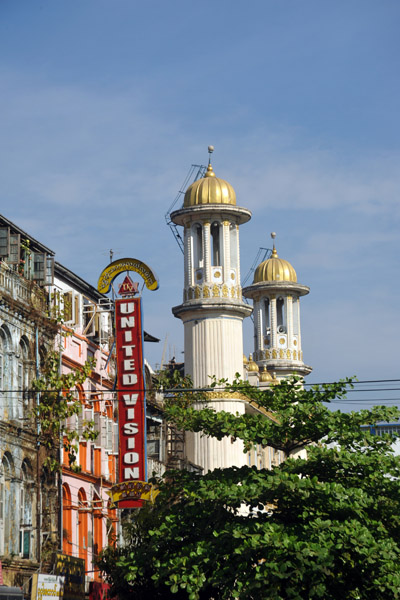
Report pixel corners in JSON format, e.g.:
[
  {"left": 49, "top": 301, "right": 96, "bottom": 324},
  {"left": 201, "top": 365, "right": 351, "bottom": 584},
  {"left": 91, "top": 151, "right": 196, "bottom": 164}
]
[
  {"left": 99, "top": 377, "right": 400, "bottom": 599},
  {"left": 32, "top": 350, "right": 97, "bottom": 471}
]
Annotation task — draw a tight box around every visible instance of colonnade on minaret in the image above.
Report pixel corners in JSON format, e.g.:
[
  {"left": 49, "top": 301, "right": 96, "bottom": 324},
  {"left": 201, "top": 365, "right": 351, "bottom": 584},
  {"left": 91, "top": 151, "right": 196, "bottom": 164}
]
[{"left": 243, "top": 234, "right": 312, "bottom": 380}]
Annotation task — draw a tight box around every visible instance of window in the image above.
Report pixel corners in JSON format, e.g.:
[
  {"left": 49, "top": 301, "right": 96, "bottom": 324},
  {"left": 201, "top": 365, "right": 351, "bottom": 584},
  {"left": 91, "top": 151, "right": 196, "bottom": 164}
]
[
  {"left": 0, "top": 462, "right": 4, "bottom": 555},
  {"left": 0, "top": 227, "right": 10, "bottom": 258},
  {"left": 211, "top": 222, "right": 220, "bottom": 266},
  {"left": 62, "top": 484, "right": 72, "bottom": 555},
  {"left": 19, "top": 460, "right": 33, "bottom": 559},
  {"left": 33, "top": 252, "right": 45, "bottom": 284},
  {"left": 195, "top": 224, "right": 203, "bottom": 267},
  {"left": 17, "top": 337, "right": 29, "bottom": 419},
  {"left": 0, "top": 327, "right": 11, "bottom": 418},
  {"left": 277, "top": 297, "right": 285, "bottom": 332}
]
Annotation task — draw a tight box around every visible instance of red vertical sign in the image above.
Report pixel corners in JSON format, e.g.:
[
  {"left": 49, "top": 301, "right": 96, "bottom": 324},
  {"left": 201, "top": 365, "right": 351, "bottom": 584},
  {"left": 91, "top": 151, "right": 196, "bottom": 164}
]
[{"left": 115, "top": 297, "right": 146, "bottom": 508}]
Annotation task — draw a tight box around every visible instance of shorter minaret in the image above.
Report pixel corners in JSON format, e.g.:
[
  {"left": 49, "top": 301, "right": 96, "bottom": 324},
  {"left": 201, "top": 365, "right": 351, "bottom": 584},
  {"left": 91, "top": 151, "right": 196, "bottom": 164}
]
[{"left": 243, "top": 233, "right": 312, "bottom": 380}]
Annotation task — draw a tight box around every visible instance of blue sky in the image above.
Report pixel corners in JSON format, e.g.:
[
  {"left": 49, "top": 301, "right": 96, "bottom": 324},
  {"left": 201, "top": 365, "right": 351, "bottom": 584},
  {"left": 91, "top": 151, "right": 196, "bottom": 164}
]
[{"left": 1, "top": 0, "right": 399, "bottom": 401}]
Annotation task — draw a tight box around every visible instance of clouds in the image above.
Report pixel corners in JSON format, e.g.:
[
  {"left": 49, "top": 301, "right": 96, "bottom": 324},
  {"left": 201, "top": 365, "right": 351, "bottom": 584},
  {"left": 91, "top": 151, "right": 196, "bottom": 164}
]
[{"left": 0, "top": 1, "right": 399, "bottom": 387}]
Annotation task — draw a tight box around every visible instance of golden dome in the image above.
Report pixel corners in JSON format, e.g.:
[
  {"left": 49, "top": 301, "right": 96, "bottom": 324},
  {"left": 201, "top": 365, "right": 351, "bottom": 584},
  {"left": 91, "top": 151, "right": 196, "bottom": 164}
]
[
  {"left": 243, "top": 354, "right": 248, "bottom": 365},
  {"left": 184, "top": 163, "right": 236, "bottom": 207},
  {"left": 247, "top": 354, "right": 259, "bottom": 372},
  {"left": 253, "top": 246, "right": 297, "bottom": 283},
  {"left": 259, "top": 367, "right": 273, "bottom": 383}
]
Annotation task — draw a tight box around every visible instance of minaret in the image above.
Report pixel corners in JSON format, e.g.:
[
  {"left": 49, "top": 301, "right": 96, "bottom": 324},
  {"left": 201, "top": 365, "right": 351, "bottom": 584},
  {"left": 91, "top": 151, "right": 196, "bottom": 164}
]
[
  {"left": 171, "top": 149, "right": 252, "bottom": 472},
  {"left": 243, "top": 233, "right": 312, "bottom": 381}
]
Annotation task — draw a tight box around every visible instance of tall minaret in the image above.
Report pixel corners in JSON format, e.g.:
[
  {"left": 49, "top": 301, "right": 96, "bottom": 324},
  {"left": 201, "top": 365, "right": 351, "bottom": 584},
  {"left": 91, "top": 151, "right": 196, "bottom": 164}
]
[
  {"left": 243, "top": 233, "right": 312, "bottom": 381},
  {"left": 171, "top": 149, "right": 252, "bottom": 472}
]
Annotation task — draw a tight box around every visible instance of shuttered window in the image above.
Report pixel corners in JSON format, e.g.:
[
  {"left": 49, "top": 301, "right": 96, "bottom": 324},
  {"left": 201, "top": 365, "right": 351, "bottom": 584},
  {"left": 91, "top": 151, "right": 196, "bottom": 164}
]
[{"left": 0, "top": 228, "right": 10, "bottom": 258}]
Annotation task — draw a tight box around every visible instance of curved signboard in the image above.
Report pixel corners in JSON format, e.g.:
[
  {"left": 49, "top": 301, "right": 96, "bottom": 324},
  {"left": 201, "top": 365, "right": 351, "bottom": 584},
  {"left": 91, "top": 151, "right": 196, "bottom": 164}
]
[{"left": 97, "top": 258, "right": 159, "bottom": 294}]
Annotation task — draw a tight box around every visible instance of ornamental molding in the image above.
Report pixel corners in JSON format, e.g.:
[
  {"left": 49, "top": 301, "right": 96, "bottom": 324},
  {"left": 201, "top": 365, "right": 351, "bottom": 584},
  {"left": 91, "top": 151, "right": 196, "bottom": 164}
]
[{"left": 185, "top": 283, "right": 242, "bottom": 302}]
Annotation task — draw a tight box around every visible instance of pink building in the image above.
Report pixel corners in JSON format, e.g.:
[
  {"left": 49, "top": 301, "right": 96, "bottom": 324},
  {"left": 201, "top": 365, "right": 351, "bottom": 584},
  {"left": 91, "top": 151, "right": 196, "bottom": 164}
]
[{"left": 53, "top": 262, "right": 118, "bottom": 585}]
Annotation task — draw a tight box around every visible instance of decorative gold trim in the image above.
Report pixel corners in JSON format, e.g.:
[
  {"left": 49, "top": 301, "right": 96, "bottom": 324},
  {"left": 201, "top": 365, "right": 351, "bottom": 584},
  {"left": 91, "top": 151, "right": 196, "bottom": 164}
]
[
  {"left": 222, "top": 284, "right": 228, "bottom": 298},
  {"left": 286, "top": 349, "right": 291, "bottom": 359},
  {"left": 203, "top": 391, "right": 250, "bottom": 401},
  {"left": 214, "top": 270, "right": 221, "bottom": 278},
  {"left": 195, "top": 286, "right": 201, "bottom": 299},
  {"left": 203, "top": 285, "right": 210, "bottom": 298},
  {"left": 279, "top": 337, "right": 285, "bottom": 345},
  {"left": 212, "top": 284, "right": 219, "bottom": 297},
  {"left": 222, "top": 220, "right": 230, "bottom": 227}
]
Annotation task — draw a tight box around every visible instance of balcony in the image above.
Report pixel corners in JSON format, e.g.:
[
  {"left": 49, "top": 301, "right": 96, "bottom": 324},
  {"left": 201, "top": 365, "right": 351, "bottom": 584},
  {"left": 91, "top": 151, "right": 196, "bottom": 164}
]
[{"left": 0, "top": 262, "right": 48, "bottom": 313}]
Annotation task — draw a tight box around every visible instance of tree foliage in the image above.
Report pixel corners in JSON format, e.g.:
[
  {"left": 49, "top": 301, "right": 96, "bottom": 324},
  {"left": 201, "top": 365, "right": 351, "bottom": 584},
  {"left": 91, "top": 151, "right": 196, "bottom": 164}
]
[
  {"left": 32, "top": 350, "right": 97, "bottom": 471},
  {"left": 99, "top": 376, "right": 400, "bottom": 599}
]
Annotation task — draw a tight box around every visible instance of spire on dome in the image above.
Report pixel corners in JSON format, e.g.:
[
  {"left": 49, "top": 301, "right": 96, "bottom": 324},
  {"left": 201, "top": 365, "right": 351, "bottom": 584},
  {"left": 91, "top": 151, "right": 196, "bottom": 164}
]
[{"left": 271, "top": 232, "right": 278, "bottom": 258}]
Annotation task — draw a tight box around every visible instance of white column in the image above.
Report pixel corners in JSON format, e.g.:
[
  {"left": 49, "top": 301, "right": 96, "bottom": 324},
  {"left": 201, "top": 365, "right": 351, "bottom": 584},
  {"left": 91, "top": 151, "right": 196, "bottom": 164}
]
[
  {"left": 235, "top": 225, "right": 241, "bottom": 291},
  {"left": 296, "top": 299, "right": 302, "bottom": 355},
  {"left": 184, "top": 224, "right": 192, "bottom": 289},
  {"left": 286, "top": 295, "right": 293, "bottom": 348},
  {"left": 257, "top": 301, "right": 263, "bottom": 353},
  {"left": 222, "top": 221, "right": 230, "bottom": 284},
  {"left": 203, "top": 222, "right": 211, "bottom": 283},
  {"left": 270, "top": 297, "right": 277, "bottom": 349}
]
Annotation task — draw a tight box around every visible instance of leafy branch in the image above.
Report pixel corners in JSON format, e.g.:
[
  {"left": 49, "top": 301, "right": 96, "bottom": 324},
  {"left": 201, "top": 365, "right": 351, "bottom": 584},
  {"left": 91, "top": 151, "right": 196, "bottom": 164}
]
[{"left": 32, "top": 350, "right": 98, "bottom": 472}]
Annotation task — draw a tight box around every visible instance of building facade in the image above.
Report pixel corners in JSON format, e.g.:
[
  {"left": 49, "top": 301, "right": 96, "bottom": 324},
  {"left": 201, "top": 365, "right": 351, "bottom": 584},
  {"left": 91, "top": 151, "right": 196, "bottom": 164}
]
[
  {"left": 0, "top": 216, "right": 58, "bottom": 591},
  {"left": 50, "top": 262, "right": 118, "bottom": 584}
]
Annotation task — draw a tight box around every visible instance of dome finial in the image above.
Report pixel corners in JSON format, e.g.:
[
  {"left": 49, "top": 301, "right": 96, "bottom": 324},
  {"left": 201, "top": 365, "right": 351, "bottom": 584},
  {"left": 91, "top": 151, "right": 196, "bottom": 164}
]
[
  {"left": 271, "top": 232, "right": 278, "bottom": 258},
  {"left": 205, "top": 145, "right": 216, "bottom": 178}
]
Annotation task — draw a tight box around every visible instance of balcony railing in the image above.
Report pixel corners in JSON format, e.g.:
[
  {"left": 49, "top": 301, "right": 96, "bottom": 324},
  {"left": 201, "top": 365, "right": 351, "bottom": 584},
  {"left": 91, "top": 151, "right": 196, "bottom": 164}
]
[{"left": 0, "top": 263, "right": 48, "bottom": 313}]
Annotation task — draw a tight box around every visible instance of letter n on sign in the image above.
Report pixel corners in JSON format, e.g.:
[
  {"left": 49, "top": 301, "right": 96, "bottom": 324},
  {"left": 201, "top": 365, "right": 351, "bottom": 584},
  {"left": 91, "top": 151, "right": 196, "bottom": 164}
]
[{"left": 115, "top": 297, "right": 147, "bottom": 508}]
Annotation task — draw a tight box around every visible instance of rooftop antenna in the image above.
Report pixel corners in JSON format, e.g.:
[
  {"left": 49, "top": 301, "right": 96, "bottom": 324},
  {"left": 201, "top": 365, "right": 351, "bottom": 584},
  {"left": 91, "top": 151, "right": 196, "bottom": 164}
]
[{"left": 165, "top": 151, "right": 208, "bottom": 253}]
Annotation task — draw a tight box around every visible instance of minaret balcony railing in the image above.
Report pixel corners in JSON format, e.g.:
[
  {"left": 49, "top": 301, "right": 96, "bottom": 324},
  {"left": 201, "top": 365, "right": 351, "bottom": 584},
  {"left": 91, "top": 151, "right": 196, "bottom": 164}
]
[
  {"left": 184, "top": 282, "right": 242, "bottom": 302},
  {"left": 254, "top": 348, "right": 304, "bottom": 362}
]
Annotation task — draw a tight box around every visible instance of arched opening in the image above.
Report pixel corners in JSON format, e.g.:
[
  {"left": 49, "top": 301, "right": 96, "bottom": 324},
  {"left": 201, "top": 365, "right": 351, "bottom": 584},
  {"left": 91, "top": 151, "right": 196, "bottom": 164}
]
[
  {"left": 19, "top": 459, "right": 34, "bottom": 558},
  {"left": 211, "top": 222, "right": 221, "bottom": 266},
  {"left": 62, "top": 484, "right": 72, "bottom": 555},
  {"left": 0, "top": 461, "right": 4, "bottom": 555},
  {"left": 2, "top": 453, "right": 14, "bottom": 554},
  {"left": 92, "top": 492, "right": 102, "bottom": 581},
  {"left": 107, "top": 500, "right": 117, "bottom": 548},
  {"left": 277, "top": 297, "right": 286, "bottom": 332},
  {"left": 17, "top": 337, "right": 29, "bottom": 419},
  {"left": 77, "top": 488, "right": 88, "bottom": 572},
  {"left": 0, "top": 327, "right": 11, "bottom": 418}
]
